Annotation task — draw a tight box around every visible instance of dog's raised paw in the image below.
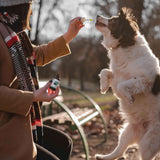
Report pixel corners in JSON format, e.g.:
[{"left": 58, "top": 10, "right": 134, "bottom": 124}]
[{"left": 99, "top": 69, "right": 112, "bottom": 94}]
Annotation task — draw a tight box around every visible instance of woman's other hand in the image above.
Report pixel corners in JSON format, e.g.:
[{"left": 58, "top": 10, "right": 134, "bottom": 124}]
[{"left": 33, "top": 81, "right": 60, "bottom": 102}]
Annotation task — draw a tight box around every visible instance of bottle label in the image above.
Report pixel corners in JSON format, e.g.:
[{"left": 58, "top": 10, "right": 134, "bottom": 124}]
[{"left": 50, "top": 79, "right": 60, "bottom": 90}]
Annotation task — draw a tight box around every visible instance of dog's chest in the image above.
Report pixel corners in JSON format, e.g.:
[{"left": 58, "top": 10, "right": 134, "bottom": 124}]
[
  {"left": 110, "top": 57, "right": 131, "bottom": 77},
  {"left": 109, "top": 50, "right": 138, "bottom": 76}
]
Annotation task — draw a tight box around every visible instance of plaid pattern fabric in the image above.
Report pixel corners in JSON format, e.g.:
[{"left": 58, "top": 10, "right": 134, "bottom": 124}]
[{"left": 0, "top": 22, "right": 43, "bottom": 143}]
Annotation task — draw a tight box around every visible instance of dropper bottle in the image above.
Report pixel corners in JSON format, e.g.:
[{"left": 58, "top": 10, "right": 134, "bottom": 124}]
[
  {"left": 79, "top": 17, "right": 93, "bottom": 24},
  {"left": 50, "top": 74, "right": 60, "bottom": 90}
]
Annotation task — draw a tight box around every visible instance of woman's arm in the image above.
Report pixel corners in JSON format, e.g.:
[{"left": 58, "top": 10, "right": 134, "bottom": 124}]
[
  {"left": 0, "top": 86, "right": 33, "bottom": 116},
  {"left": 33, "top": 36, "right": 71, "bottom": 66},
  {"left": 33, "top": 17, "right": 84, "bottom": 66}
]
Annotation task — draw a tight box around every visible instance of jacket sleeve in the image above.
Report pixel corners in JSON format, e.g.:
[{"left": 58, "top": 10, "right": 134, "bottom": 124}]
[
  {"left": 33, "top": 35, "right": 71, "bottom": 66},
  {"left": 0, "top": 86, "right": 33, "bottom": 116}
]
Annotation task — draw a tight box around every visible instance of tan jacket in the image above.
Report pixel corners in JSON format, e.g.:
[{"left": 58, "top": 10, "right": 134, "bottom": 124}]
[{"left": 0, "top": 34, "right": 71, "bottom": 160}]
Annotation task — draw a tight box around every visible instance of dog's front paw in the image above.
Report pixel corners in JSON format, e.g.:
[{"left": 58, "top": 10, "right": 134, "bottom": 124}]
[
  {"left": 99, "top": 69, "right": 112, "bottom": 94},
  {"left": 95, "top": 154, "right": 105, "bottom": 160}
]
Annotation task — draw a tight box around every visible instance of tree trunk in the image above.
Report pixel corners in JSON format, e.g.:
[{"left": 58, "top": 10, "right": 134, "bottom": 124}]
[
  {"left": 68, "top": 73, "right": 72, "bottom": 87},
  {"left": 79, "top": 66, "right": 85, "bottom": 91},
  {"left": 33, "top": 0, "right": 42, "bottom": 44}
]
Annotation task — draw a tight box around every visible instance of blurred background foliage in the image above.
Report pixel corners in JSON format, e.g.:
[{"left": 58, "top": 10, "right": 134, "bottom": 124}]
[{"left": 29, "top": 0, "right": 160, "bottom": 90}]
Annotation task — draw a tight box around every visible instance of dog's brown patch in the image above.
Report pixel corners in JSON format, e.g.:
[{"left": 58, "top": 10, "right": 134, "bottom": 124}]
[
  {"left": 151, "top": 74, "right": 160, "bottom": 95},
  {"left": 109, "top": 7, "right": 139, "bottom": 48}
]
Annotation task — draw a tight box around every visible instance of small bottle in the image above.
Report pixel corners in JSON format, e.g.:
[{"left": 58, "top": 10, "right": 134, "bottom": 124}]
[{"left": 50, "top": 74, "right": 60, "bottom": 90}]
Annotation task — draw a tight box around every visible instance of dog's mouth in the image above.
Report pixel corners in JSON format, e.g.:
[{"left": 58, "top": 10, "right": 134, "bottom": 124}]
[{"left": 95, "top": 20, "right": 108, "bottom": 27}]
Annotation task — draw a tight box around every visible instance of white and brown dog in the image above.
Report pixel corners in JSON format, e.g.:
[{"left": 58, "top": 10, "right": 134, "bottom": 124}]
[{"left": 95, "top": 7, "right": 160, "bottom": 160}]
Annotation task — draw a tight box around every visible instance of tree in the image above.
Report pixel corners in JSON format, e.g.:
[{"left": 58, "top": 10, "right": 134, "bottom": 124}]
[
  {"left": 29, "top": 0, "right": 63, "bottom": 44},
  {"left": 142, "top": 0, "right": 160, "bottom": 58},
  {"left": 29, "top": 0, "right": 160, "bottom": 90},
  {"left": 118, "top": 0, "right": 160, "bottom": 58}
]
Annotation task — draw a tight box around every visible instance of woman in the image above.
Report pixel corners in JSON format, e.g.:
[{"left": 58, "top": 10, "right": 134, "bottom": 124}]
[{"left": 0, "top": 0, "right": 83, "bottom": 160}]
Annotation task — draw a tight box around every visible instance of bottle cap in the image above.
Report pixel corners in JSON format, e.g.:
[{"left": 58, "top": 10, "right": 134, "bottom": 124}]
[{"left": 55, "top": 73, "right": 60, "bottom": 80}]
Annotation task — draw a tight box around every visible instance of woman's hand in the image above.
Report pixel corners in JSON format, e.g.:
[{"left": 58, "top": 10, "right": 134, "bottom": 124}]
[
  {"left": 63, "top": 17, "right": 84, "bottom": 44},
  {"left": 33, "top": 81, "right": 60, "bottom": 102}
]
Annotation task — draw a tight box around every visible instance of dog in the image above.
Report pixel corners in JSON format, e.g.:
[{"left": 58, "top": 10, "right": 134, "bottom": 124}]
[{"left": 95, "top": 7, "right": 160, "bottom": 160}]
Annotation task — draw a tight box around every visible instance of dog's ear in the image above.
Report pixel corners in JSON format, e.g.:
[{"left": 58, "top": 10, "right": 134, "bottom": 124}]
[
  {"left": 118, "top": 7, "right": 139, "bottom": 47},
  {"left": 120, "top": 7, "right": 137, "bottom": 23},
  {"left": 119, "top": 7, "right": 127, "bottom": 19}
]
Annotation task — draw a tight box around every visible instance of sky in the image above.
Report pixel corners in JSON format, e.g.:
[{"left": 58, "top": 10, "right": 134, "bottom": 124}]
[
  {"left": 30, "top": 0, "right": 100, "bottom": 41},
  {"left": 30, "top": 0, "right": 160, "bottom": 42}
]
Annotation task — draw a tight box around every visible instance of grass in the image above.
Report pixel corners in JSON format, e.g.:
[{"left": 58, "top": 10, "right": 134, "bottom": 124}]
[
  {"left": 40, "top": 78, "right": 118, "bottom": 110},
  {"left": 61, "top": 88, "right": 117, "bottom": 111}
]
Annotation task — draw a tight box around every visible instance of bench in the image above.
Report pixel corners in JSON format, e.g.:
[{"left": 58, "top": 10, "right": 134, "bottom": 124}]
[
  {"left": 41, "top": 83, "right": 107, "bottom": 160},
  {"left": 43, "top": 107, "right": 96, "bottom": 127}
]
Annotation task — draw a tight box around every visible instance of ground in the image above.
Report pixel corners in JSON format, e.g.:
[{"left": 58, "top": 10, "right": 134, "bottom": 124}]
[
  {"left": 53, "top": 108, "right": 160, "bottom": 160},
  {"left": 44, "top": 85, "right": 160, "bottom": 160},
  {"left": 70, "top": 109, "right": 139, "bottom": 160}
]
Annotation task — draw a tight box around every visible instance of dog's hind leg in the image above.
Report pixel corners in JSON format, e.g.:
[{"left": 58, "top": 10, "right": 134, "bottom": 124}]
[
  {"left": 95, "top": 124, "right": 136, "bottom": 160},
  {"left": 139, "top": 123, "right": 160, "bottom": 160}
]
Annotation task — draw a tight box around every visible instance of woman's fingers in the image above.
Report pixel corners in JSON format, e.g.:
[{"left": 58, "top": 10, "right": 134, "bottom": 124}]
[
  {"left": 47, "top": 87, "right": 60, "bottom": 100},
  {"left": 33, "top": 81, "right": 60, "bottom": 102},
  {"left": 42, "top": 81, "right": 52, "bottom": 91}
]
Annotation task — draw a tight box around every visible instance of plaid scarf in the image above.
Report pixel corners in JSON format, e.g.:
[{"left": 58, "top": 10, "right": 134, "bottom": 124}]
[{"left": 0, "top": 22, "right": 43, "bottom": 143}]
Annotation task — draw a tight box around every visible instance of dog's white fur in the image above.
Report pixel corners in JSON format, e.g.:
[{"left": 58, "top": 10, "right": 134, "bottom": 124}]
[{"left": 95, "top": 16, "right": 160, "bottom": 160}]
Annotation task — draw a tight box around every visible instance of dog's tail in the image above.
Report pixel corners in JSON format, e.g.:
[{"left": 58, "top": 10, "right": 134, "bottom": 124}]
[{"left": 151, "top": 74, "right": 160, "bottom": 95}]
